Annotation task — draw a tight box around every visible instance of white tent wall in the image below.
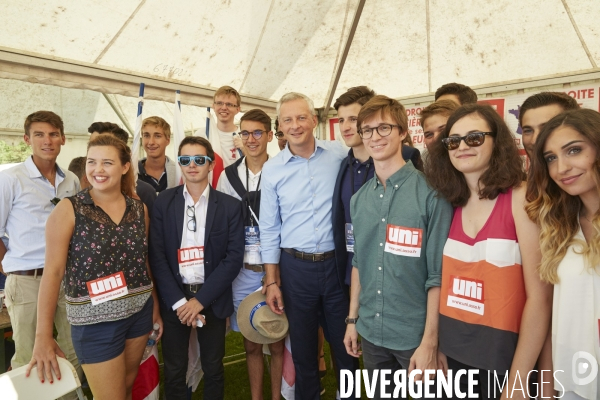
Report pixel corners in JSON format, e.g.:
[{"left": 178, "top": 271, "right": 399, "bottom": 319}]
[
  {"left": 1, "top": 0, "right": 599, "bottom": 110},
  {"left": 0, "top": 78, "right": 282, "bottom": 167},
  {"left": 1, "top": 0, "right": 600, "bottom": 166}
]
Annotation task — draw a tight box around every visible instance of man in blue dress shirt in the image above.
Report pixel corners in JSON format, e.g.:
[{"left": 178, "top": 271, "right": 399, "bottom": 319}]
[{"left": 260, "top": 92, "right": 357, "bottom": 399}]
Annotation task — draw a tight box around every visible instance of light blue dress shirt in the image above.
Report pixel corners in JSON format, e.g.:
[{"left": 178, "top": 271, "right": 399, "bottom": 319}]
[
  {"left": 259, "top": 138, "right": 346, "bottom": 264},
  {"left": 0, "top": 156, "right": 80, "bottom": 272}
]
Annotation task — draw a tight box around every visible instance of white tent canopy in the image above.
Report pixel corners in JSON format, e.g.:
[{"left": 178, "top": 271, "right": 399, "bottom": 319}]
[{"left": 1, "top": 0, "right": 599, "bottom": 116}]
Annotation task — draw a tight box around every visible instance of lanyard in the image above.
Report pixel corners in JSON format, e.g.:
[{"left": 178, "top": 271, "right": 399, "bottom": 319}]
[
  {"left": 349, "top": 157, "right": 372, "bottom": 195},
  {"left": 245, "top": 158, "right": 263, "bottom": 226}
]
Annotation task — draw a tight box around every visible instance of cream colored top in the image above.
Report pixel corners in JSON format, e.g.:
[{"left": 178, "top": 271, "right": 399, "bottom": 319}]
[{"left": 552, "top": 228, "right": 600, "bottom": 399}]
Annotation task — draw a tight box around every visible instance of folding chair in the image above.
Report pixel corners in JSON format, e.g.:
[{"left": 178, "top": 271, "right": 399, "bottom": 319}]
[{"left": 0, "top": 356, "right": 86, "bottom": 400}]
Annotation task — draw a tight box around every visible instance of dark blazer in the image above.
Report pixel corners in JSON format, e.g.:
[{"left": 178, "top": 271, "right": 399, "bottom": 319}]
[
  {"left": 149, "top": 185, "right": 244, "bottom": 319},
  {"left": 332, "top": 155, "right": 351, "bottom": 291}
]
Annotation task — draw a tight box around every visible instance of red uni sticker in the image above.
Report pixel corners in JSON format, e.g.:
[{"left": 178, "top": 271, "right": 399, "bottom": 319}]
[
  {"left": 86, "top": 271, "right": 128, "bottom": 305},
  {"left": 384, "top": 224, "right": 423, "bottom": 257},
  {"left": 447, "top": 275, "right": 485, "bottom": 315},
  {"left": 178, "top": 246, "right": 204, "bottom": 263}
]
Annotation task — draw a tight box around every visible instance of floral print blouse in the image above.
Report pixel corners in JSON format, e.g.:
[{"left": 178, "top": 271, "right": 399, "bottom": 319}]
[{"left": 64, "top": 188, "right": 152, "bottom": 325}]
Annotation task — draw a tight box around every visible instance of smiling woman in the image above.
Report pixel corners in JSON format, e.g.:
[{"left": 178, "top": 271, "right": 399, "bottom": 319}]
[
  {"left": 526, "top": 108, "right": 600, "bottom": 399},
  {"left": 426, "top": 103, "right": 552, "bottom": 399},
  {"left": 27, "top": 134, "right": 163, "bottom": 400}
]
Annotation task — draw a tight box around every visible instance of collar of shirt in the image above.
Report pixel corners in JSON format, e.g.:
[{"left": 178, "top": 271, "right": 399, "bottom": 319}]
[
  {"left": 139, "top": 157, "right": 171, "bottom": 174},
  {"left": 281, "top": 136, "right": 325, "bottom": 164},
  {"left": 373, "top": 161, "right": 417, "bottom": 190},
  {"left": 25, "top": 156, "right": 66, "bottom": 181},
  {"left": 347, "top": 148, "right": 373, "bottom": 167},
  {"left": 237, "top": 156, "right": 262, "bottom": 191},
  {"left": 183, "top": 183, "right": 210, "bottom": 207}
]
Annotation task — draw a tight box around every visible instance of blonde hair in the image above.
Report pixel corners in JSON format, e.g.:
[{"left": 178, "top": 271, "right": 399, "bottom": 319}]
[
  {"left": 142, "top": 116, "right": 171, "bottom": 139},
  {"left": 214, "top": 86, "right": 241, "bottom": 107},
  {"left": 526, "top": 109, "right": 600, "bottom": 283}
]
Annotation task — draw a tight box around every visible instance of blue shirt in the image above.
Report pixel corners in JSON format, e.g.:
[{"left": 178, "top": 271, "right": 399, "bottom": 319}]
[
  {"left": 260, "top": 138, "right": 346, "bottom": 264},
  {"left": 0, "top": 156, "right": 80, "bottom": 272}
]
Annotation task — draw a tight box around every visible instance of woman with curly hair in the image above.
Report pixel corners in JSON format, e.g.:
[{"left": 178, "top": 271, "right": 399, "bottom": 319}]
[
  {"left": 425, "top": 103, "right": 552, "bottom": 399},
  {"left": 526, "top": 108, "right": 600, "bottom": 400}
]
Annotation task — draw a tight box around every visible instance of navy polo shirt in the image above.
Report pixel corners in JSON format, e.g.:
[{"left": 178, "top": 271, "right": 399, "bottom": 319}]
[{"left": 340, "top": 150, "right": 375, "bottom": 285}]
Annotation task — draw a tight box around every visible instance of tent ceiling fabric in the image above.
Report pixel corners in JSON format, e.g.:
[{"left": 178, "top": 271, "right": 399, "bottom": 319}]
[{"left": 1, "top": 0, "right": 599, "bottom": 109}]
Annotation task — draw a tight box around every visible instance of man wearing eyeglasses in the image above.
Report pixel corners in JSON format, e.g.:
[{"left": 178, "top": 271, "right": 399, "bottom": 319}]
[
  {"left": 149, "top": 136, "right": 244, "bottom": 400},
  {"left": 215, "top": 109, "right": 287, "bottom": 399},
  {"left": 0, "top": 111, "right": 82, "bottom": 399},
  {"left": 342, "top": 95, "right": 452, "bottom": 399},
  {"left": 260, "top": 92, "right": 358, "bottom": 399},
  {"left": 213, "top": 86, "right": 244, "bottom": 166}
]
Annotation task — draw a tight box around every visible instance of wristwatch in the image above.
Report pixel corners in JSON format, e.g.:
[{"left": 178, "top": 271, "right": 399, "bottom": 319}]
[{"left": 345, "top": 316, "right": 359, "bottom": 324}]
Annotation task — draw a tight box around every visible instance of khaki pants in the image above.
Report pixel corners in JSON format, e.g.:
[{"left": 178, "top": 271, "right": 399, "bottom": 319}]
[{"left": 5, "top": 274, "right": 83, "bottom": 399}]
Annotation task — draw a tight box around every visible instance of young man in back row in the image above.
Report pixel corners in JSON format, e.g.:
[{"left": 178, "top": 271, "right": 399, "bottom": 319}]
[{"left": 332, "top": 86, "right": 376, "bottom": 289}]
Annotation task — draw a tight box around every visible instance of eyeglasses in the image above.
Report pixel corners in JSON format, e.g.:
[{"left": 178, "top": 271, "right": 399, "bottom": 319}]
[
  {"left": 239, "top": 130, "right": 267, "bottom": 140},
  {"left": 441, "top": 132, "right": 494, "bottom": 150},
  {"left": 214, "top": 101, "right": 238, "bottom": 109},
  {"left": 186, "top": 206, "right": 196, "bottom": 232},
  {"left": 178, "top": 155, "right": 212, "bottom": 166},
  {"left": 357, "top": 124, "right": 400, "bottom": 139},
  {"left": 274, "top": 131, "right": 284, "bottom": 139}
]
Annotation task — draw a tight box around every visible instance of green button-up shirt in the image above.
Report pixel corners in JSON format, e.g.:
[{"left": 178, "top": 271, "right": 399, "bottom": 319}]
[{"left": 350, "top": 162, "right": 452, "bottom": 351}]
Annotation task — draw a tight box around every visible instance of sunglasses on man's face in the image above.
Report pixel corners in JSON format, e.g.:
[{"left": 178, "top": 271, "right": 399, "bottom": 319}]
[
  {"left": 441, "top": 132, "right": 494, "bottom": 150},
  {"left": 177, "top": 155, "right": 212, "bottom": 167}
]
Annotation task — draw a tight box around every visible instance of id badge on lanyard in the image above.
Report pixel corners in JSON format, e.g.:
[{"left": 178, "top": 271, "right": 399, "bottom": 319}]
[
  {"left": 345, "top": 223, "right": 355, "bottom": 253},
  {"left": 245, "top": 226, "right": 261, "bottom": 265},
  {"left": 178, "top": 246, "right": 205, "bottom": 283},
  {"left": 86, "top": 271, "right": 128, "bottom": 305}
]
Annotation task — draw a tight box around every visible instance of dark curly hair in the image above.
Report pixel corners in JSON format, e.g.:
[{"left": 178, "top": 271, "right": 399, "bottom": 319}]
[{"left": 425, "top": 103, "right": 525, "bottom": 207}]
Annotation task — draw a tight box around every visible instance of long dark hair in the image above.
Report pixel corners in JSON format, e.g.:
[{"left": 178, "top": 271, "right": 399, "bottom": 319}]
[{"left": 425, "top": 103, "right": 525, "bottom": 207}]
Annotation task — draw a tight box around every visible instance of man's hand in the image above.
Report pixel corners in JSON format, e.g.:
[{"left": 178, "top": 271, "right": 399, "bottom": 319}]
[
  {"left": 265, "top": 284, "right": 284, "bottom": 315},
  {"left": 408, "top": 342, "right": 438, "bottom": 381},
  {"left": 343, "top": 324, "right": 361, "bottom": 358},
  {"left": 176, "top": 298, "right": 204, "bottom": 326}
]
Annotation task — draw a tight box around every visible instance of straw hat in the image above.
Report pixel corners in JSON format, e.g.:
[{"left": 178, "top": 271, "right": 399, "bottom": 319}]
[{"left": 237, "top": 291, "right": 289, "bottom": 344}]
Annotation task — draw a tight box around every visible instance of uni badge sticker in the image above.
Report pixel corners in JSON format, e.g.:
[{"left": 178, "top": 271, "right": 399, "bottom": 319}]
[
  {"left": 384, "top": 224, "right": 423, "bottom": 257},
  {"left": 447, "top": 275, "right": 485, "bottom": 316},
  {"left": 86, "top": 271, "right": 128, "bottom": 305}
]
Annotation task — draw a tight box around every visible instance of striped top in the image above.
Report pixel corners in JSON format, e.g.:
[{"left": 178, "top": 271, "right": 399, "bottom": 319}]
[{"left": 439, "top": 188, "right": 526, "bottom": 372}]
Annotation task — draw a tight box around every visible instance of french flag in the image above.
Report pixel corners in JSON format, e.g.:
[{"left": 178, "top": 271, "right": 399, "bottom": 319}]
[
  {"left": 172, "top": 91, "right": 186, "bottom": 185},
  {"left": 281, "top": 335, "right": 295, "bottom": 399},
  {"left": 131, "top": 83, "right": 145, "bottom": 177},
  {"left": 132, "top": 346, "right": 159, "bottom": 400},
  {"left": 204, "top": 108, "right": 224, "bottom": 188}
]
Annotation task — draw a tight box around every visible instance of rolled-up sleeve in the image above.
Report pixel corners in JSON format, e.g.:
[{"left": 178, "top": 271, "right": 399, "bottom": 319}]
[
  {"left": 259, "top": 163, "right": 282, "bottom": 264},
  {"left": 424, "top": 192, "right": 453, "bottom": 290}
]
